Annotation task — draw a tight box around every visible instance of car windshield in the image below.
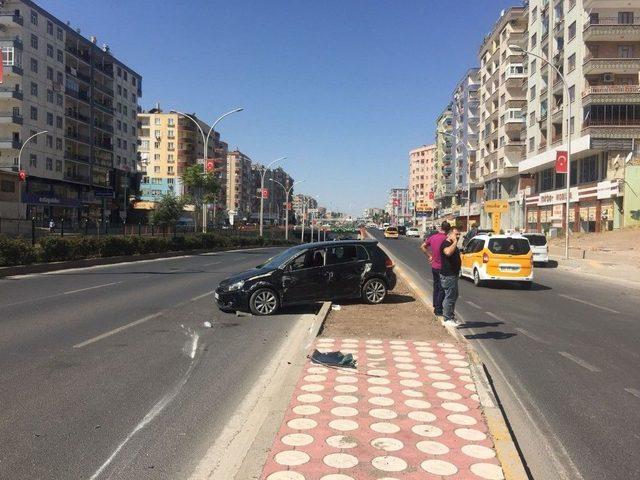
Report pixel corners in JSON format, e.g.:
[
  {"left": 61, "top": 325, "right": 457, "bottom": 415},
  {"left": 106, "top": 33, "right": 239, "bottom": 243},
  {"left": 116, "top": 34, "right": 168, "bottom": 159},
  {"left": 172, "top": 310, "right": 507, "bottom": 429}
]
[
  {"left": 387, "top": 228, "right": 398, "bottom": 232},
  {"left": 488, "top": 238, "right": 531, "bottom": 255},
  {"left": 524, "top": 235, "right": 547, "bottom": 246},
  {"left": 256, "top": 247, "right": 303, "bottom": 269}
]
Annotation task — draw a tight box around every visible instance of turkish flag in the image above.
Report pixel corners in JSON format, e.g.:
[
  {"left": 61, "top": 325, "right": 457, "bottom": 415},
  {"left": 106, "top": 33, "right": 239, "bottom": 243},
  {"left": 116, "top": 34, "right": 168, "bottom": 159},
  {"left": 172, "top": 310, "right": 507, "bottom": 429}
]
[
  {"left": 556, "top": 151, "right": 568, "bottom": 173},
  {"left": 428, "top": 191, "right": 434, "bottom": 200},
  {"left": 205, "top": 160, "right": 214, "bottom": 172}
]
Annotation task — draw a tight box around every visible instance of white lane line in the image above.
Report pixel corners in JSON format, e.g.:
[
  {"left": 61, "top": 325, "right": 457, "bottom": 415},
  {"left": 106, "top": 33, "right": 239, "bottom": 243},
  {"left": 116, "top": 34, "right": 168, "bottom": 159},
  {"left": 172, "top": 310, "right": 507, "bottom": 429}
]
[
  {"left": 190, "top": 291, "right": 214, "bottom": 302},
  {"left": 465, "top": 300, "right": 483, "bottom": 310},
  {"left": 558, "top": 351, "right": 601, "bottom": 372},
  {"left": 73, "top": 312, "right": 163, "bottom": 349},
  {"left": 557, "top": 293, "right": 620, "bottom": 314},
  {"left": 202, "top": 261, "right": 221, "bottom": 267},
  {"left": 63, "top": 282, "right": 122, "bottom": 295},
  {"left": 485, "top": 311, "right": 506, "bottom": 322},
  {"left": 515, "top": 327, "right": 549, "bottom": 344},
  {"left": 625, "top": 388, "right": 640, "bottom": 399}
]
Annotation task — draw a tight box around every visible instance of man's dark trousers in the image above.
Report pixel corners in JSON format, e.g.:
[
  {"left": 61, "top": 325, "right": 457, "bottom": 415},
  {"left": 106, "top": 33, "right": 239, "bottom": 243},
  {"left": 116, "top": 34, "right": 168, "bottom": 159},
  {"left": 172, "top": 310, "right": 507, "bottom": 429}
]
[{"left": 432, "top": 268, "right": 445, "bottom": 315}]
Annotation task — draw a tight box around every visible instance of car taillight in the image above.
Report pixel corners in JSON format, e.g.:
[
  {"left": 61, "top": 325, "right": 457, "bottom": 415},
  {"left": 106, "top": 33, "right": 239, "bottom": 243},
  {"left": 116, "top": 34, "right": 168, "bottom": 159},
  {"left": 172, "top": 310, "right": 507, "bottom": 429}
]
[
  {"left": 482, "top": 253, "right": 489, "bottom": 263},
  {"left": 385, "top": 258, "right": 394, "bottom": 269}
]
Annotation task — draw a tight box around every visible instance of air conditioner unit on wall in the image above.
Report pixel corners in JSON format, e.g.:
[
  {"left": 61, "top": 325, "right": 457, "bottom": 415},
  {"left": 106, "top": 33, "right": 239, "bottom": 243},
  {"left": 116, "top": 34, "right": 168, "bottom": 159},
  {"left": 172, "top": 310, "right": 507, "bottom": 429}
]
[{"left": 603, "top": 73, "right": 614, "bottom": 83}]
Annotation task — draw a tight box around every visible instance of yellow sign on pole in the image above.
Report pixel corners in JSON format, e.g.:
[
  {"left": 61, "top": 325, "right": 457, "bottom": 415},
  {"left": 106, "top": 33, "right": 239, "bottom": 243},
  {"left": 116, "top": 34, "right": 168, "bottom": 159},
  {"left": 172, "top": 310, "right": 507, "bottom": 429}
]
[
  {"left": 484, "top": 200, "right": 509, "bottom": 213},
  {"left": 491, "top": 212, "right": 502, "bottom": 233}
]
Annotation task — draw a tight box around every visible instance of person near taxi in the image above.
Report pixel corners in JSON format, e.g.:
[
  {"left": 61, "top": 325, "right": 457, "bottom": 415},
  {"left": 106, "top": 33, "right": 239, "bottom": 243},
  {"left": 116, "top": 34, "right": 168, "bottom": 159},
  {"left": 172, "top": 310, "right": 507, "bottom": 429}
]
[
  {"left": 420, "top": 221, "right": 450, "bottom": 317},
  {"left": 440, "top": 227, "right": 462, "bottom": 325}
]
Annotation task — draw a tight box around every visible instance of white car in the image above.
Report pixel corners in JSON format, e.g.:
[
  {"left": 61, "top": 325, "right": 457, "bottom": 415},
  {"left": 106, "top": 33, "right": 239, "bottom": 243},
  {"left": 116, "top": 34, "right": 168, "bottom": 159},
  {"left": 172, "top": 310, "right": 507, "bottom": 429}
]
[
  {"left": 405, "top": 227, "right": 420, "bottom": 237},
  {"left": 522, "top": 233, "right": 549, "bottom": 265}
]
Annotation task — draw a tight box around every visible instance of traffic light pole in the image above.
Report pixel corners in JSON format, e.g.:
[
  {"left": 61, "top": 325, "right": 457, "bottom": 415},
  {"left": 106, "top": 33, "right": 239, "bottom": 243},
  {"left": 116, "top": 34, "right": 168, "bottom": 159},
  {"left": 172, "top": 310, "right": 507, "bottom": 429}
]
[{"left": 17, "top": 130, "right": 48, "bottom": 220}]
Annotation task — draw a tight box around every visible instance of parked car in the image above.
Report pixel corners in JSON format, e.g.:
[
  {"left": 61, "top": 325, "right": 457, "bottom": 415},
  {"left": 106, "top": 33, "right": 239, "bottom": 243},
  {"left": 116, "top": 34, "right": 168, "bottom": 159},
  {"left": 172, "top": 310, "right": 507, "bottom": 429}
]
[
  {"left": 397, "top": 225, "right": 407, "bottom": 235},
  {"left": 384, "top": 226, "right": 399, "bottom": 239},
  {"left": 214, "top": 241, "right": 397, "bottom": 315},
  {"left": 460, "top": 234, "right": 533, "bottom": 288},
  {"left": 521, "top": 233, "right": 549, "bottom": 265},
  {"left": 405, "top": 227, "right": 420, "bottom": 237},
  {"left": 175, "top": 216, "right": 196, "bottom": 232}
]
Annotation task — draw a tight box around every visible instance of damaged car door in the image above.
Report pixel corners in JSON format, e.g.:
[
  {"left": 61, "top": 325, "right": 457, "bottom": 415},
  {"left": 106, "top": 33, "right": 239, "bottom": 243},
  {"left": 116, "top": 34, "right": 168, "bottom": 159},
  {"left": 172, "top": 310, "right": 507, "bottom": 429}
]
[
  {"left": 325, "top": 244, "right": 369, "bottom": 299},
  {"left": 281, "top": 247, "right": 329, "bottom": 304}
]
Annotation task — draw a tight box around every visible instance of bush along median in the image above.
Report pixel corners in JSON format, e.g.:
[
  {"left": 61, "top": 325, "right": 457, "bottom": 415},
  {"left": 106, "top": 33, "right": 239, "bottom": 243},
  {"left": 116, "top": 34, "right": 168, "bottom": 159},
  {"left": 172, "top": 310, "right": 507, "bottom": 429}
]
[{"left": 0, "top": 233, "right": 295, "bottom": 267}]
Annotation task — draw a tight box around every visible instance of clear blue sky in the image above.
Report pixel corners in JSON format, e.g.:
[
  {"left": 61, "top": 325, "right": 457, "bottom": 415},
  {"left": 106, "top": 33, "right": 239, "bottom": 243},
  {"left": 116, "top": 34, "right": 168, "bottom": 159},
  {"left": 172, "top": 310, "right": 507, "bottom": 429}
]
[{"left": 40, "top": 0, "right": 520, "bottom": 216}]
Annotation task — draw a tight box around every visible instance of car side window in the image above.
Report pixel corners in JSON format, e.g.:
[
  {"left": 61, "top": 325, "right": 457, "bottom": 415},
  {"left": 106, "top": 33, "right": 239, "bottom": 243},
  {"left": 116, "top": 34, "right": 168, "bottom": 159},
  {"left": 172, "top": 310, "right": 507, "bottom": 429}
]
[
  {"left": 289, "top": 249, "right": 326, "bottom": 270},
  {"left": 469, "top": 239, "right": 483, "bottom": 253},
  {"left": 327, "top": 245, "right": 359, "bottom": 264},
  {"left": 356, "top": 245, "right": 369, "bottom": 261}
]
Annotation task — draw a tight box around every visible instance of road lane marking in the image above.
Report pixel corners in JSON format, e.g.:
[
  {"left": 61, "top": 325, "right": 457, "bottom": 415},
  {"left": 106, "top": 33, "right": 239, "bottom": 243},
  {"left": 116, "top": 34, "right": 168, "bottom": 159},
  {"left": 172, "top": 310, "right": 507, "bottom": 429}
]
[
  {"left": 515, "top": 328, "right": 549, "bottom": 344},
  {"left": 202, "top": 261, "right": 221, "bottom": 267},
  {"left": 63, "top": 282, "right": 122, "bottom": 295},
  {"left": 558, "top": 351, "right": 601, "bottom": 372},
  {"left": 625, "top": 388, "right": 640, "bottom": 399},
  {"left": 73, "top": 312, "right": 163, "bottom": 349},
  {"left": 465, "top": 300, "right": 482, "bottom": 309},
  {"left": 484, "top": 311, "right": 505, "bottom": 322},
  {"left": 557, "top": 294, "right": 620, "bottom": 314},
  {"left": 190, "top": 291, "right": 214, "bottom": 302}
]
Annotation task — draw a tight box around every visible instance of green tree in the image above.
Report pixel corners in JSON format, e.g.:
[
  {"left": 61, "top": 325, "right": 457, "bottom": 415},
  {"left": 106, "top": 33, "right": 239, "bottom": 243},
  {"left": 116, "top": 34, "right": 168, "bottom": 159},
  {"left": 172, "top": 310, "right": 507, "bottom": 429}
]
[
  {"left": 150, "top": 194, "right": 185, "bottom": 228},
  {"left": 181, "top": 165, "right": 220, "bottom": 227}
]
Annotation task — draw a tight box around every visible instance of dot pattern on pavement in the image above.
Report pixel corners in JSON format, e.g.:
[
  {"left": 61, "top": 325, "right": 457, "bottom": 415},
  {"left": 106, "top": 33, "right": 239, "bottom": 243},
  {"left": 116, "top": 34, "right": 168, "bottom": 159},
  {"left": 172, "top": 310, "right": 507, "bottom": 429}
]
[{"left": 261, "top": 339, "right": 504, "bottom": 480}]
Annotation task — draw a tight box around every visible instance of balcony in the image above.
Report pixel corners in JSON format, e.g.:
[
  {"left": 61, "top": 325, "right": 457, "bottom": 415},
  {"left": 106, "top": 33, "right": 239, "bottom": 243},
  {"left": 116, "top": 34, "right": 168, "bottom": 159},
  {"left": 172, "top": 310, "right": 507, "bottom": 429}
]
[
  {"left": 93, "top": 120, "right": 114, "bottom": 134},
  {"left": 64, "top": 152, "right": 91, "bottom": 163},
  {"left": 93, "top": 101, "right": 114, "bottom": 115},
  {"left": 0, "top": 13, "right": 24, "bottom": 26},
  {"left": 483, "top": 166, "right": 519, "bottom": 182},
  {"left": 93, "top": 140, "right": 113, "bottom": 152},
  {"left": 0, "top": 87, "right": 22, "bottom": 100},
  {"left": 0, "top": 36, "right": 23, "bottom": 49},
  {"left": 65, "top": 87, "right": 91, "bottom": 105},
  {"left": 583, "top": 55, "right": 640, "bottom": 75},
  {"left": 93, "top": 81, "right": 115, "bottom": 97},
  {"left": 66, "top": 45, "right": 91, "bottom": 65},
  {"left": 65, "top": 131, "right": 91, "bottom": 145},
  {"left": 584, "top": 18, "right": 640, "bottom": 42},
  {"left": 66, "top": 109, "right": 91, "bottom": 125},
  {"left": 65, "top": 66, "right": 91, "bottom": 85},
  {"left": 582, "top": 84, "right": 640, "bottom": 105},
  {"left": 582, "top": 118, "right": 640, "bottom": 138},
  {"left": 64, "top": 171, "right": 91, "bottom": 184},
  {"left": 0, "top": 111, "right": 22, "bottom": 125},
  {"left": 94, "top": 63, "right": 114, "bottom": 78},
  {"left": 0, "top": 139, "right": 22, "bottom": 149},
  {"left": 504, "top": 70, "right": 527, "bottom": 89},
  {"left": 551, "top": 104, "right": 564, "bottom": 121}
]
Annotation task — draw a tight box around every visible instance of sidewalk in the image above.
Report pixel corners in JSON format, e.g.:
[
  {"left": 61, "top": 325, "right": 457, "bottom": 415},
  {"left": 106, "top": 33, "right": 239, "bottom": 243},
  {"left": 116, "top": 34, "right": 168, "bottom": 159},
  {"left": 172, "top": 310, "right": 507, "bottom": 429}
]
[{"left": 258, "top": 277, "right": 506, "bottom": 480}]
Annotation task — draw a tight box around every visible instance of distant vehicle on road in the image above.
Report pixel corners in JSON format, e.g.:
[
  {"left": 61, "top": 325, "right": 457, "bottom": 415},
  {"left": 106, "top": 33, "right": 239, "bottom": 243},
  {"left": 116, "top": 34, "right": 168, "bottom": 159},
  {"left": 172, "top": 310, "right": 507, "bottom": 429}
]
[
  {"left": 397, "top": 225, "right": 407, "bottom": 235},
  {"left": 214, "top": 241, "right": 396, "bottom": 315},
  {"left": 384, "top": 226, "right": 399, "bottom": 239},
  {"left": 521, "top": 233, "right": 549, "bottom": 265},
  {"left": 382, "top": 223, "right": 390, "bottom": 229},
  {"left": 405, "top": 227, "right": 420, "bottom": 237},
  {"left": 460, "top": 234, "right": 533, "bottom": 289}
]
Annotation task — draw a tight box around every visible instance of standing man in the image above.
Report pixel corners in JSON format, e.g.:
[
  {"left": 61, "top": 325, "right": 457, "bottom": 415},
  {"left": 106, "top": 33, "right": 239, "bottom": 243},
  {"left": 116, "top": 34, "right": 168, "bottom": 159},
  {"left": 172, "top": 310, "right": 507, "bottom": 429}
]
[
  {"left": 463, "top": 222, "right": 478, "bottom": 249},
  {"left": 440, "top": 227, "right": 462, "bottom": 325},
  {"left": 420, "top": 221, "right": 450, "bottom": 317}
]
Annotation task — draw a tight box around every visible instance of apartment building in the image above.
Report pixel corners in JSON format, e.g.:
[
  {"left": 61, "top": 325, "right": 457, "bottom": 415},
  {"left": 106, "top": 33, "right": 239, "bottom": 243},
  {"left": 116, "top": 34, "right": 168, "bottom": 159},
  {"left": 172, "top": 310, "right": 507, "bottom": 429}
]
[
  {"left": 408, "top": 143, "right": 436, "bottom": 208},
  {"left": 0, "top": 0, "right": 142, "bottom": 227},
  {"left": 292, "top": 193, "right": 317, "bottom": 223},
  {"left": 250, "top": 164, "right": 293, "bottom": 224},
  {"left": 226, "top": 150, "right": 253, "bottom": 219},
  {"left": 434, "top": 104, "right": 454, "bottom": 217},
  {"left": 137, "top": 107, "right": 228, "bottom": 210},
  {"left": 478, "top": 5, "right": 528, "bottom": 230},
  {"left": 520, "top": 0, "right": 640, "bottom": 233},
  {"left": 386, "top": 187, "right": 411, "bottom": 225},
  {"left": 451, "top": 68, "right": 481, "bottom": 229}
]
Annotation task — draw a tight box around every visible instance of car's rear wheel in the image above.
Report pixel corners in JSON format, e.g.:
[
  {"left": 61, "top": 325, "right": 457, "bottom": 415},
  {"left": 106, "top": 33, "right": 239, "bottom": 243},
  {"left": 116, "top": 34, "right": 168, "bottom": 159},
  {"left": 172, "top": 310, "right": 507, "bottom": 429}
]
[
  {"left": 362, "top": 278, "right": 387, "bottom": 304},
  {"left": 473, "top": 269, "right": 483, "bottom": 287},
  {"left": 249, "top": 288, "right": 279, "bottom": 315}
]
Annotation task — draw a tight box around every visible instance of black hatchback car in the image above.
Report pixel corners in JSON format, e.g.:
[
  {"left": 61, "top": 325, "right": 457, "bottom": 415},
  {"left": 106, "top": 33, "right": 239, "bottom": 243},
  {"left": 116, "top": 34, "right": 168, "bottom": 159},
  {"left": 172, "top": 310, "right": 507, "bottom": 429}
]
[{"left": 214, "top": 240, "right": 397, "bottom": 315}]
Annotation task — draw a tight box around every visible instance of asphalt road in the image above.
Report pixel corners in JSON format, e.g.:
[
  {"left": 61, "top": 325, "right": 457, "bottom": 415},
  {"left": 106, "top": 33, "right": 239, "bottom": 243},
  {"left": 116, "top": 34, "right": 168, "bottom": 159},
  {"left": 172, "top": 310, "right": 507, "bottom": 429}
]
[
  {"left": 0, "top": 247, "right": 313, "bottom": 480},
  {"left": 369, "top": 229, "right": 640, "bottom": 480}
]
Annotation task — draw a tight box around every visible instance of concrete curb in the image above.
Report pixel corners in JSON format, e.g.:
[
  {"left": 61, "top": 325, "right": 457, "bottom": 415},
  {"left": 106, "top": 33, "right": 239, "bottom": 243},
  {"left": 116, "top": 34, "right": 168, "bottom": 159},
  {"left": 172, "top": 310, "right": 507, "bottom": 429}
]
[
  {"left": 370, "top": 233, "right": 529, "bottom": 480},
  {"left": 0, "top": 244, "right": 292, "bottom": 278},
  {"left": 189, "top": 301, "right": 332, "bottom": 480}
]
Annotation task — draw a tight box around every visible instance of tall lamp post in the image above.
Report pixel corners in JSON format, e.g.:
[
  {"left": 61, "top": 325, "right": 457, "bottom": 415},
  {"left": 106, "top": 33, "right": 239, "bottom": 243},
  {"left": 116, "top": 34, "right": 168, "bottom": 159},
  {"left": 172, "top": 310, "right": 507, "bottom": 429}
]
[
  {"left": 441, "top": 130, "right": 472, "bottom": 231},
  {"left": 172, "top": 107, "right": 243, "bottom": 232},
  {"left": 270, "top": 178, "right": 304, "bottom": 240},
  {"left": 17, "top": 130, "right": 48, "bottom": 220},
  {"left": 510, "top": 44, "right": 572, "bottom": 259},
  {"left": 259, "top": 157, "right": 287, "bottom": 237}
]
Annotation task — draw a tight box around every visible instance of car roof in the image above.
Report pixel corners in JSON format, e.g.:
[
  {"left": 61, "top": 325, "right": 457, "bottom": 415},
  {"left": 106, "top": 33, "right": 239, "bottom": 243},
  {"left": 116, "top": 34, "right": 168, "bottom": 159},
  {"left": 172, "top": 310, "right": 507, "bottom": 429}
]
[
  {"left": 290, "top": 240, "right": 378, "bottom": 250},
  {"left": 473, "top": 234, "right": 530, "bottom": 241}
]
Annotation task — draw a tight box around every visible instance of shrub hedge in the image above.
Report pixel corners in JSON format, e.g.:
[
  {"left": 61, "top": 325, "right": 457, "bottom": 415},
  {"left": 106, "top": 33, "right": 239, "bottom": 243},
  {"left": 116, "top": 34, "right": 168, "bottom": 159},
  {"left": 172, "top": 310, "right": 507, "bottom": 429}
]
[{"left": 0, "top": 233, "right": 294, "bottom": 267}]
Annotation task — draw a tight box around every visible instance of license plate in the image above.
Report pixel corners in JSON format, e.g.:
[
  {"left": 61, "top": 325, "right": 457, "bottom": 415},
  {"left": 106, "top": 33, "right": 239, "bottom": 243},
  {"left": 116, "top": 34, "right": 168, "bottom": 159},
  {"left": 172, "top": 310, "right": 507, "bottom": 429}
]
[
  {"left": 214, "top": 292, "right": 219, "bottom": 300},
  {"left": 500, "top": 265, "right": 520, "bottom": 272}
]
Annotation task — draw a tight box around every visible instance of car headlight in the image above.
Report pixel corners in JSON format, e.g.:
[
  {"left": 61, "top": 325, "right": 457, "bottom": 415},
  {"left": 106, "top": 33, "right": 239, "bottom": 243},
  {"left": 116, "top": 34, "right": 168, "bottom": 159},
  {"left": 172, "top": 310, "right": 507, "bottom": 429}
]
[{"left": 227, "top": 280, "right": 245, "bottom": 292}]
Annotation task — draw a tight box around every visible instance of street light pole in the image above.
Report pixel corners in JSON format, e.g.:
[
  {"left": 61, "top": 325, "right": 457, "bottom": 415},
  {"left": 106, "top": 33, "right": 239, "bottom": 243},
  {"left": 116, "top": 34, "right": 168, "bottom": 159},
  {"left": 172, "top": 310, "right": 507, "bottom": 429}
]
[
  {"left": 259, "top": 157, "right": 286, "bottom": 237},
  {"left": 271, "top": 178, "right": 305, "bottom": 240},
  {"left": 511, "top": 45, "right": 572, "bottom": 259},
  {"left": 172, "top": 108, "right": 243, "bottom": 233},
  {"left": 17, "top": 130, "right": 48, "bottom": 220}
]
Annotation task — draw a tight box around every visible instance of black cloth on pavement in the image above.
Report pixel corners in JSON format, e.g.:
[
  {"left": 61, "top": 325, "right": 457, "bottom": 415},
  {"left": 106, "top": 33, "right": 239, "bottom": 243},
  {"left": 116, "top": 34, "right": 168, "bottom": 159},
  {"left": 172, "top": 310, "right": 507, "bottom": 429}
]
[{"left": 310, "top": 349, "right": 357, "bottom": 368}]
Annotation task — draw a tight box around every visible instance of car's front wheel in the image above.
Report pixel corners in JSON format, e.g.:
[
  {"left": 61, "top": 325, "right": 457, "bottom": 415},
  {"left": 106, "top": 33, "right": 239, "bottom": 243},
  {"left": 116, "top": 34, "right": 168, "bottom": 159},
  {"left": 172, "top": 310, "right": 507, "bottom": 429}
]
[
  {"left": 249, "top": 288, "right": 280, "bottom": 315},
  {"left": 362, "top": 278, "right": 387, "bottom": 304},
  {"left": 473, "top": 269, "right": 484, "bottom": 287}
]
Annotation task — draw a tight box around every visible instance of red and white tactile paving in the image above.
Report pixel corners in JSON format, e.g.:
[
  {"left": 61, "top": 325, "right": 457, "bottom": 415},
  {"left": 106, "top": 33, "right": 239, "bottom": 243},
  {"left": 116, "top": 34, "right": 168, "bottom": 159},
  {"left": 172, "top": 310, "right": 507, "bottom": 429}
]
[{"left": 260, "top": 338, "right": 504, "bottom": 480}]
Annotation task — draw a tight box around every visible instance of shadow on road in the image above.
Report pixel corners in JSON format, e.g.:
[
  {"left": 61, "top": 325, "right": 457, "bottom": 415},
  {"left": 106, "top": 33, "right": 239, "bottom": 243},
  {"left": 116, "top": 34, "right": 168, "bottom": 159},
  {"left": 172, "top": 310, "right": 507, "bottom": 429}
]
[
  {"left": 482, "top": 281, "right": 551, "bottom": 291},
  {"left": 457, "top": 321, "right": 504, "bottom": 329},
  {"left": 463, "top": 331, "right": 517, "bottom": 340}
]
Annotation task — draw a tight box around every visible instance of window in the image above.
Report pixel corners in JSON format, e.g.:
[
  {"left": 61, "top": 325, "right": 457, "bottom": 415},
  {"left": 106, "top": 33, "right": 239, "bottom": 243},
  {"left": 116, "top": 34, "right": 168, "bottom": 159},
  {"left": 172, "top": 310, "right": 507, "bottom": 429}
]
[
  {"left": 30, "top": 34, "right": 38, "bottom": 50},
  {"left": 531, "top": 6, "right": 537, "bottom": 22},
  {"left": 29, "top": 154, "right": 37, "bottom": 167},
  {"left": 619, "top": 12, "right": 634, "bottom": 24},
  {"left": 529, "top": 112, "right": 535, "bottom": 126},
  {"left": 57, "top": 49, "right": 63, "bottom": 63},
  {"left": 46, "top": 158, "right": 53, "bottom": 170},
  {"left": 30, "top": 106, "right": 38, "bottom": 120},
  {"left": 168, "top": 142, "right": 174, "bottom": 150},
  {"left": 46, "top": 112, "right": 53, "bottom": 126},
  {"left": 168, "top": 154, "right": 174, "bottom": 162},
  {"left": 117, "top": 103, "right": 122, "bottom": 113},
  {"left": 56, "top": 116, "right": 62, "bottom": 128},
  {"left": 530, "top": 85, "right": 536, "bottom": 100},
  {"left": 47, "top": 89, "right": 53, "bottom": 103},
  {"left": 154, "top": 117, "right": 161, "bottom": 125},
  {"left": 327, "top": 245, "right": 368, "bottom": 264},
  {"left": 117, "top": 66, "right": 122, "bottom": 77},
  {"left": 46, "top": 44, "right": 53, "bottom": 58},
  {"left": 529, "top": 137, "right": 535, "bottom": 152},
  {"left": 540, "top": 167, "right": 555, "bottom": 191},
  {"left": 56, "top": 27, "right": 63, "bottom": 41},
  {"left": 56, "top": 71, "right": 63, "bottom": 84},
  {"left": 570, "top": 116, "right": 575, "bottom": 134},
  {"left": 131, "top": 93, "right": 136, "bottom": 103},
  {"left": 167, "top": 166, "right": 174, "bottom": 174},
  {"left": 31, "top": 10, "right": 38, "bottom": 25},
  {"left": 47, "top": 20, "right": 54, "bottom": 35},
  {"left": 30, "top": 82, "right": 37, "bottom": 97},
  {"left": 132, "top": 77, "right": 137, "bottom": 87},
  {"left": 579, "top": 155, "right": 598, "bottom": 183},
  {"left": 46, "top": 135, "right": 53, "bottom": 148},
  {"left": 153, "top": 129, "right": 161, "bottom": 138},
  {"left": 530, "top": 33, "right": 537, "bottom": 49},
  {"left": 123, "top": 87, "right": 128, "bottom": 98},
  {"left": 56, "top": 138, "right": 62, "bottom": 150},
  {"left": 46, "top": 66, "right": 53, "bottom": 81},
  {"left": 618, "top": 45, "right": 634, "bottom": 58},
  {"left": 123, "top": 105, "right": 128, "bottom": 116},
  {"left": 56, "top": 94, "right": 63, "bottom": 106},
  {"left": 167, "top": 129, "right": 175, "bottom": 138},
  {"left": 488, "top": 238, "right": 530, "bottom": 255},
  {"left": 123, "top": 123, "right": 128, "bottom": 133},
  {"left": 117, "top": 138, "right": 122, "bottom": 148},
  {"left": 123, "top": 140, "right": 127, "bottom": 150},
  {"left": 153, "top": 166, "right": 160, "bottom": 173},
  {"left": 117, "top": 85, "right": 122, "bottom": 95},
  {"left": 55, "top": 159, "right": 62, "bottom": 172},
  {"left": 530, "top": 59, "right": 536, "bottom": 74},
  {"left": 569, "top": 85, "right": 575, "bottom": 102},
  {"left": 123, "top": 71, "right": 128, "bottom": 81},
  {"left": 568, "top": 21, "right": 576, "bottom": 40},
  {"left": 30, "top": 58, "right": 38, "bottom": 73},
  {"left": 116, "top": 120, "right": 122, "bottom": 131},
  {"left": 568, "top": 53, "right": 576, "bottom": 72}
]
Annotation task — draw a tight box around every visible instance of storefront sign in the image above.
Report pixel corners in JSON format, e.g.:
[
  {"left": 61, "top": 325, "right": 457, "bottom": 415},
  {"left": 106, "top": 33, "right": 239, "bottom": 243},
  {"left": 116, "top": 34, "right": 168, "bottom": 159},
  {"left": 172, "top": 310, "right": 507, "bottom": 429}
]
[
  {"left": 22, "top": 193, "right": 82, "bottom": 207},
  {"left": 484, "top": 199, "right": 509, "bottom": 213},
  {"left": 596, "top": 180, "right": 621, "bottom": 200},
  {"left": 552, "top": 204, "right": 563, "bottom": 220},
  {"left": 491, "top": 213, "right": 501, "bottom": 233},
  {"left": 537, "top": 187, "right": 579, "bottom": 206}
]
